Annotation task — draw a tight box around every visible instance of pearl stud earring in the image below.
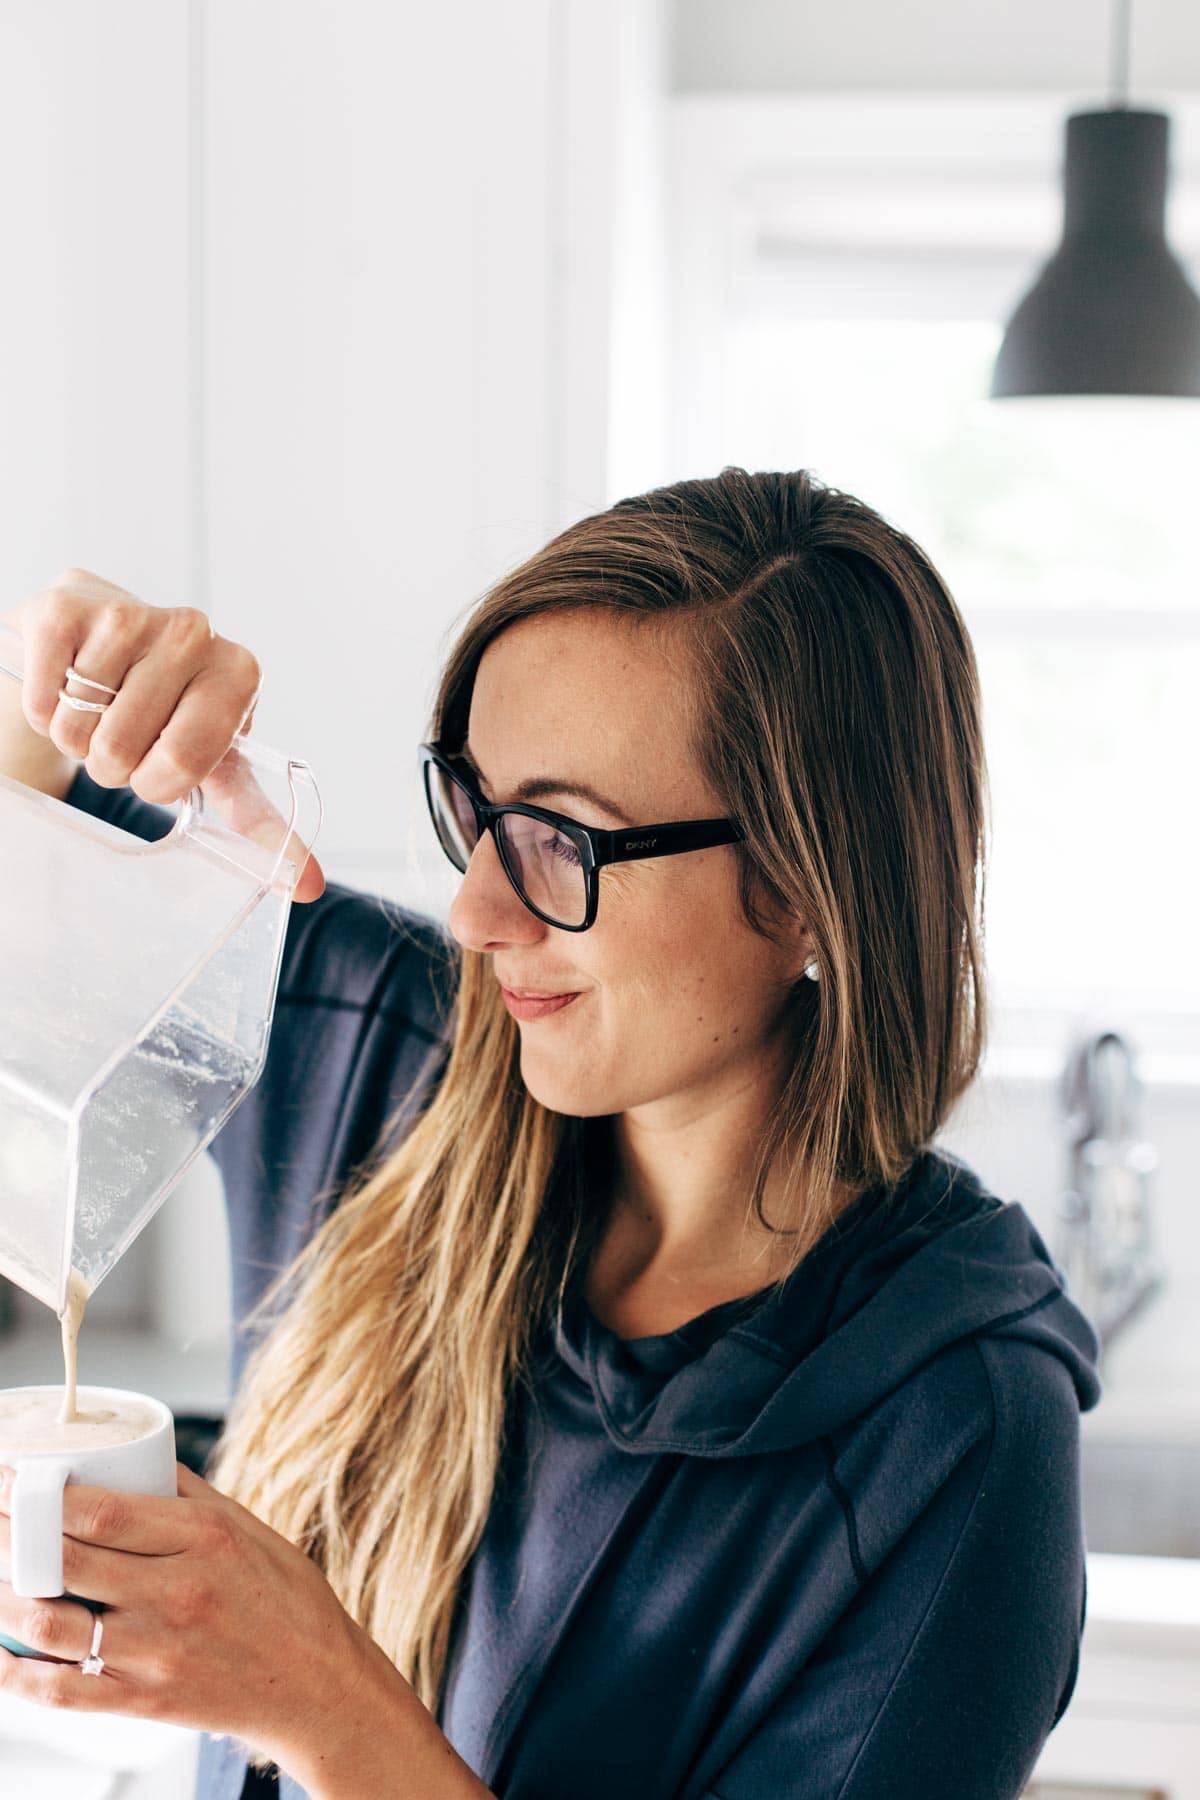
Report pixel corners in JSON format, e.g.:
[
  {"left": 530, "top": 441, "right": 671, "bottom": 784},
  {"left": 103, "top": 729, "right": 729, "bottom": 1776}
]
[{"left": 803, "top": 956, "right": 820, "bottom": 982}]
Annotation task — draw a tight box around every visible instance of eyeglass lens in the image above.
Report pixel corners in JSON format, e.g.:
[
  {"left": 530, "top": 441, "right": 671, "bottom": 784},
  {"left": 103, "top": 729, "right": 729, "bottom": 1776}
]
[{"left": 426, "top": 760, "right": 588, "bottom": 928}]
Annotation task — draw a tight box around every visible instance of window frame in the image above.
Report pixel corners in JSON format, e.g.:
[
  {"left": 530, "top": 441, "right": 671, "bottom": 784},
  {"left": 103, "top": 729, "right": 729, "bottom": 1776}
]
[{"left": 665, "top": 90, "right": 1200, "bottom": 1074}]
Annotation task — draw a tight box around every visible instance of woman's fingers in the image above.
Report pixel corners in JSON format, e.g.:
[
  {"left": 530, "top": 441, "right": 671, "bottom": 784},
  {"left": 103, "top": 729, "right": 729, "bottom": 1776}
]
[
  {"left": 194, "top": 729, "right": 325, "bottom": 895},
  {"left": 9, "top": 569, "right": 326, "bottom": 903},
  {"left": 0, "top": 1581, "right": 102, "bottom": 1663},
  {"left": 0, "top": 1469, "right": 194, "bottom": 1559},
  {"left": 0, "top": 1510, "right": 168, "bottom": 1613},
  {"left": 16, "top": 575, "right": 145, "bottom": 749},
  {"left": 0, "top": 1581, "right": 155, "bottom": 1718},
  {"left": 290, "top": 849, "right": 327, "bottom": 904},
  {"left": 14, "top": 570, "right": 260, "bottom": 801},
  {"left": 174, "top": 1463, "right": 212, "bottom": 1499},
  {"left": 120, "top": 654, "right": 260, "bottom": 803},
  {"left": 170, "top": 1462, "right": 289, "bottom": 1551},
  {"left": 86, "top": 616, "right": 233, "bottom": 797}
]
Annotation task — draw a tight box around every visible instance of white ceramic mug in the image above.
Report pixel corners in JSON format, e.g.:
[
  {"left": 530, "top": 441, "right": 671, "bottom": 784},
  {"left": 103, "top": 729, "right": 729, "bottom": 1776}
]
[{"left": 0, "top": 1383, "right": 177, "bottom": 1659}]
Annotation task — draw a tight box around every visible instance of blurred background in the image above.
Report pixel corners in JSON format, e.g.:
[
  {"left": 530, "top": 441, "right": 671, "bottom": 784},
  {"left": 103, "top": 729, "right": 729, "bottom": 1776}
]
[{"left": 0, "top": 2, "right": 1198, "bottom": 1793}]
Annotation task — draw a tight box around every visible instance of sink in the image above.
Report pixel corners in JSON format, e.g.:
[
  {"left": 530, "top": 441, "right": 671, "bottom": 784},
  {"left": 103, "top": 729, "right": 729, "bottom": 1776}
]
[
  {"left": 1081, "top": 1436, "right": 1200, "bottom": 1558},
  {"left": 1071, "top": 1269, "right": 1200, "bottom": 1559}
]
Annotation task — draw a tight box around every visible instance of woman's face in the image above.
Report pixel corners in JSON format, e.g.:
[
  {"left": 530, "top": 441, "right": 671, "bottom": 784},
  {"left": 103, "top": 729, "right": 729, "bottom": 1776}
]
[{"left": 447, "top": 608, "right": 810, "bottom": 1121}]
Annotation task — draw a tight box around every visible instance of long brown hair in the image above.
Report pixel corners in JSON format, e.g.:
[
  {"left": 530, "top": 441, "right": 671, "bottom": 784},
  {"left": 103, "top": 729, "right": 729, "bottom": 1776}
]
[{"left": 210, "top": 467, "right": 989, "bottom": 1764}]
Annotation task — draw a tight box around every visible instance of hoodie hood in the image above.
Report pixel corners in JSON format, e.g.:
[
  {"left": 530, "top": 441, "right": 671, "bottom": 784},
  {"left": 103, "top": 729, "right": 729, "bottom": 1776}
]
[{"left": 553, "top": 1147, "right": 1102, "bottom": 1458}]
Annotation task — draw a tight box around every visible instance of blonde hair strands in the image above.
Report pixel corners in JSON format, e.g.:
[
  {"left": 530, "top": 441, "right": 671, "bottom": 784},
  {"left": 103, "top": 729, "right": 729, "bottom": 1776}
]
[{"left": 209, "top": 467, "right": 989, "bottom": 1768}]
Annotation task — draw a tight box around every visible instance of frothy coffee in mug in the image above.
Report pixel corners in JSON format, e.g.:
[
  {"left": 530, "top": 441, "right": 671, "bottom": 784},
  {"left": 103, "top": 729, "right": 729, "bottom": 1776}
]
[
  {"left": 10, "top": 1265, "right": 156, "bottom": 1443},
  {"left": 0, "top": 1387, "right": 160, "bottom": 1455}
]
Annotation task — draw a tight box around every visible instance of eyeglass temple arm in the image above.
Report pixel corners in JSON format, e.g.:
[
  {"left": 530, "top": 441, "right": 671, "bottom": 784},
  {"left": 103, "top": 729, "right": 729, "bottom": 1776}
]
[{"left": 595, "top": 819, "right": 745, "bottom": 867}]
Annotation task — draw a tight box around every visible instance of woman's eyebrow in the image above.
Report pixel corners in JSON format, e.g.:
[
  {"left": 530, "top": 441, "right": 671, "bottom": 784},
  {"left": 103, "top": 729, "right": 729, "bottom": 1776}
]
[{"left": 462, "top": 742, "right": 634, "bottom": 826}]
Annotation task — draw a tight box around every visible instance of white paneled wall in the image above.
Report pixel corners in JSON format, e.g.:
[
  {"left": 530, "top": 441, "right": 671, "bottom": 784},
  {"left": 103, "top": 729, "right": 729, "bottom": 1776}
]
[
  {"left": 204, "top": 1, "right": 556, "bottom": 905},
  {"left": 201, "top": 0, "right": 669, "bottom": 909},
  {"left": 0, "top": 0, "right": 668, "bottom": 1341},
  {"left": 0, "top": 2, "right": 195, "bottom": 1331},
  {"left": 0, "top": 2, "right": 193, "bottom": 623},
  {"left": 0, "top": 0, "right": 668, "bottom": 901}
]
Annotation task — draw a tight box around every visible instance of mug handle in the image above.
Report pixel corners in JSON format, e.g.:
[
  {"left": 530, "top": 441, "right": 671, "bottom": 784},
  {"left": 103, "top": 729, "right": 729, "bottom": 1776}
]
[{"left": 10, "top": 1459, "right": 70, "bottom": 1598}]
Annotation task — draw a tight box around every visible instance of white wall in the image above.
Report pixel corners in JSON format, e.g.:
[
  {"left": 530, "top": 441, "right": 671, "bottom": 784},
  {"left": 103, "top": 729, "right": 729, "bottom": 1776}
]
[
  {"left": 203, "top": 0, "right": 565, "bottom": 905},
  {"left": 0, "top": 0, "right": 668, "bottom": 911},
  {"left": 562, "top": 1, "right": 672, "bottom": 504},
  {"left": 0, "top": 0, "right": 669, "bottom": 1344},
  {"left": 200, "top": 0, "right": 669, "bottom": 907},
  {"left": 0, "top": 2, "right": 195, "bottom": 1331},
  {"left": 0, "top": 2, "right": 193, "bottom": 617}
]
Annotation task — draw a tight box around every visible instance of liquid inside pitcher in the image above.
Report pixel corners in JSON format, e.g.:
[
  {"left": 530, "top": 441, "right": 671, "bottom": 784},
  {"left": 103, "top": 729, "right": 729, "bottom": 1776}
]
[{"left": 0, "top": 625, "right": 322, "bottom": 1314}]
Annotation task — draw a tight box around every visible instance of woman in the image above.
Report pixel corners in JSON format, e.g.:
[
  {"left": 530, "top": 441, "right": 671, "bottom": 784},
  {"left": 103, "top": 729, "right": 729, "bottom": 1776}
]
[{"left": 0, "top": 467, "right": 1100, "bottom": 1799}]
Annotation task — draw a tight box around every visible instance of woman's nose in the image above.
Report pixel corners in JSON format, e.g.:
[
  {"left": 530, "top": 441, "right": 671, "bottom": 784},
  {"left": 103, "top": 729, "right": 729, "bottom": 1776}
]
[{"left": 448, "top": 826, "right": 545, "bottom": 952}]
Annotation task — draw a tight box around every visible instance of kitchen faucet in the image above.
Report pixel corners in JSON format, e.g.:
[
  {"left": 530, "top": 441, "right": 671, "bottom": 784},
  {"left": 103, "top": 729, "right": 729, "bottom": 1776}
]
[{"left": 1054, "top": 1028, "right": 1162, "bottom": 1368}]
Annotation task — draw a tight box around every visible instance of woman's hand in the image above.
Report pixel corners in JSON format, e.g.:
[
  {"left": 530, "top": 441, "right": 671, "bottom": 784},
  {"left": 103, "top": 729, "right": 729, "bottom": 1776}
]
[
  {"left": 0, "top": 1460, "right": 396, "bottom": 1782},
  {"left": 5, "top": 566, "right": 325, "bottom": 902}
]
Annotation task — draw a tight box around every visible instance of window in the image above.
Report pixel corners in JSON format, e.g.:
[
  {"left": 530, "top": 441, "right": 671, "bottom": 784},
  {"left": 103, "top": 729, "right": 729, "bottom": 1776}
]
[{"left": 668, "top": 95, "right": 1200, "bottom": 1050}]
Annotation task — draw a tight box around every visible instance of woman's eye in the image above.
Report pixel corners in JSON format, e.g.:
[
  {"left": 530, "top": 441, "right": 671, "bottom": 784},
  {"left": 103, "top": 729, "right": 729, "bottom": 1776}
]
[{"left": 550, "top": 833, "right": 582, "bottom": 867}]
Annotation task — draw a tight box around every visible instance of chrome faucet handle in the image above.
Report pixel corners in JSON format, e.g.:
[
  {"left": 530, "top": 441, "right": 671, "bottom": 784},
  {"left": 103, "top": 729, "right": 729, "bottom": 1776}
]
[{"left": 1055, "top": 1026, "right": 1161, "bottom": 1357}]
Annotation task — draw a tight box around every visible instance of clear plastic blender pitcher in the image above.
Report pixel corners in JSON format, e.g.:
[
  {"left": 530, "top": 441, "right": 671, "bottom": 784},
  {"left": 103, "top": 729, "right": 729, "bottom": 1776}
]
[{"left": 0, "top": 621, "right": 322, "bottom": 1315}]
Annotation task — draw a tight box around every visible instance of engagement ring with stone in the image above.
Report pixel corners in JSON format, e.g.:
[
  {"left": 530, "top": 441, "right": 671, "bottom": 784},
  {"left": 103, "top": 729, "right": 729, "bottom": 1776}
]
[{"left": 80, "top": 1612, "right": 105, "bottom": 1677}]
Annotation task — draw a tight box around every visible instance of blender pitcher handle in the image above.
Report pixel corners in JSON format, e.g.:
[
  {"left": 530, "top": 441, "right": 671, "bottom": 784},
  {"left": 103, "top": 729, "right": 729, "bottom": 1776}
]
[{"left": 177, "top": 736, "right": 323, "bottom": 893}]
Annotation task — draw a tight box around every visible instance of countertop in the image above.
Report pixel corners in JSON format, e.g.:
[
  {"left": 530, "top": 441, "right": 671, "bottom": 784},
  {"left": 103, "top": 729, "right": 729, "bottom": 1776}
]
[{"left": 1085, "top": 1553, "right": 1200, "bottom": 1658}]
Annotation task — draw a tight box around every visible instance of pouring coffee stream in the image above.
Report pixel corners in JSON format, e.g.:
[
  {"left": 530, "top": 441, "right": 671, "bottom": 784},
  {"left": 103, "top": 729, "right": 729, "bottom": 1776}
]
[
  {"left": 0, "top": 621, "right": 323, "bottom": 1413},
  {"left": 51, "top": 1271, "right": 135, "bottom": 1438},
  {"left": 57, "top": 1269, "right": 88, "bottom": 1423}
]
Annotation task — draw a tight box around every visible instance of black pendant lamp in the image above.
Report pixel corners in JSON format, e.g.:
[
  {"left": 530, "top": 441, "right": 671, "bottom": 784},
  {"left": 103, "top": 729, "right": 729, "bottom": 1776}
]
[{"left": 991, "top": 0, "right": 1200, "bottom": 399}]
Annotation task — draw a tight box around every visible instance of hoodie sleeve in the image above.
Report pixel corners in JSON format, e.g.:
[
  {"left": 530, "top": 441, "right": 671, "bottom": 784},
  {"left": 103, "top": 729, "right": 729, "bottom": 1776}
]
[{"left": 701, "top": 1335, "right": 1087, "bottom": 1800}]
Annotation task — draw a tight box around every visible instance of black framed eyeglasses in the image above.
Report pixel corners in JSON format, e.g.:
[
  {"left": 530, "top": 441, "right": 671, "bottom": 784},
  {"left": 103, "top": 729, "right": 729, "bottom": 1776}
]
[{"left": 419, "top": 740, "right": 745, "bottom": 931}]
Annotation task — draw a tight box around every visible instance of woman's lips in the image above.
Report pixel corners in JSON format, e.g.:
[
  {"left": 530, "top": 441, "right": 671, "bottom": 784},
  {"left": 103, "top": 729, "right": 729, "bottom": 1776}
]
[{"left": 500, "top": 986, "right": 583, "bottom": 1021}]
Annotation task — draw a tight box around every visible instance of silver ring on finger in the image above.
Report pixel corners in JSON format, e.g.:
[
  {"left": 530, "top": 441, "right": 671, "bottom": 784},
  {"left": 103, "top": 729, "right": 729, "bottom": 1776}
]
[
  {"left": 57, "top": 688, "right": 113, "bottom": 714},
  {"left": 79, "top": 1610, "right": 105, "bottom": 1677},
  {"left": 58, "top": 663, "right": 120, "bottom": 715},
  {"left": 65, "top": 664, "right": 120, "bottom": 696}
]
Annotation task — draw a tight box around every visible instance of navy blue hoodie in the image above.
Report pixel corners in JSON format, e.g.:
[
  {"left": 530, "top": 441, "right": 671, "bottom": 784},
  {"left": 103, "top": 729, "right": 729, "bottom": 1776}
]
[{"left": 65, "top": 767, "right": 1103, "bottom": 1800}]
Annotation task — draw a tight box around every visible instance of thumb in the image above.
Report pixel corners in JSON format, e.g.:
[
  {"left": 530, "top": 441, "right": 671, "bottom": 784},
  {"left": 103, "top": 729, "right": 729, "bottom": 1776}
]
[{"left": 198, "top": 741, "right": 326, "bottom": 904}]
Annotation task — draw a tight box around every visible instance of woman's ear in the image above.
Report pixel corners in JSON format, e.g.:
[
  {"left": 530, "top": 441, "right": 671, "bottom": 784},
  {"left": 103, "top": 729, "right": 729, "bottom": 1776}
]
[
  {"left": 747, "top": 870, "right": 818, "bottom": 983},
  {"left": 782, "top": 917, "right": 820, "bottom": 987}
]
